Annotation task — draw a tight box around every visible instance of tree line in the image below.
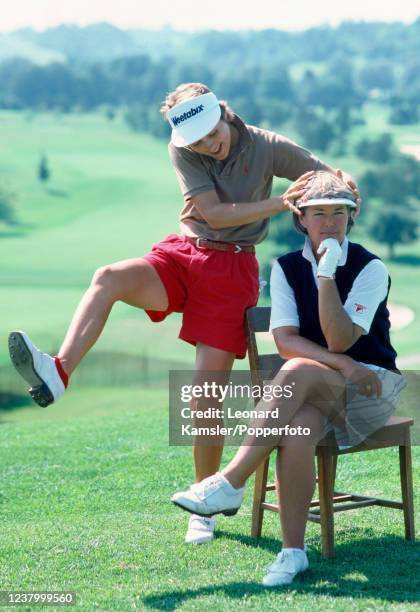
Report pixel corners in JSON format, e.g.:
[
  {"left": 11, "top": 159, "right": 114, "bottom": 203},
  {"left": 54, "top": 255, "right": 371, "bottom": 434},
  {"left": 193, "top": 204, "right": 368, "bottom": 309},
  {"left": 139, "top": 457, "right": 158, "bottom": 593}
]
[
  {"left": 1, "top": 19, "right": 419, "bottom": 132},
  {"left": 1, "top": 22, "right": 419, "bottom": 256},
  {"left": 1, "top": 54, "right": 418, "bottom": 119}
]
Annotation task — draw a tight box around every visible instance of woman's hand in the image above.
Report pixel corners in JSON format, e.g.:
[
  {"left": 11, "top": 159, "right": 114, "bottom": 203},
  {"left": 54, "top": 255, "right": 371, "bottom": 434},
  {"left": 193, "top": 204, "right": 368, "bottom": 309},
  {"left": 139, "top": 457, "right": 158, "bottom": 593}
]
[
  {"left": 280, "top": 171, "right": 315, "bottom": 216},
  {"left": 317, "top": 238, "right": 343, "bottom": 279},
  {"left": 336, "top": 355, "right": 382, "bottom": 398},
  {"left": 336, "top": 169, "right": 362, "bottom": 215}
]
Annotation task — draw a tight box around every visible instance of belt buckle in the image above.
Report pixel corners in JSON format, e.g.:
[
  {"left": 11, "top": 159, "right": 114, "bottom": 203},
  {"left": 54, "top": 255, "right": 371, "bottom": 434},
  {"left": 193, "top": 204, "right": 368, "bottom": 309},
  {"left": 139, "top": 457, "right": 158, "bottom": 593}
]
[
  {"left": 195, "top": 238, "right": 205, "bottom": 249},
  {"left": 234, "top": 244, "right": 242, "bottom": 253}
]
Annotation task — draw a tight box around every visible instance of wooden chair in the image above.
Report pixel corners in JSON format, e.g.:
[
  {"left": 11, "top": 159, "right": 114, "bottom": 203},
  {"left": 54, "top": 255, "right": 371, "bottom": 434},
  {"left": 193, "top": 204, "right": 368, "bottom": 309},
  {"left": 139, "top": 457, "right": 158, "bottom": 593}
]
[{"left": 246, "top": 306, "right": 415, "bottom": 559}]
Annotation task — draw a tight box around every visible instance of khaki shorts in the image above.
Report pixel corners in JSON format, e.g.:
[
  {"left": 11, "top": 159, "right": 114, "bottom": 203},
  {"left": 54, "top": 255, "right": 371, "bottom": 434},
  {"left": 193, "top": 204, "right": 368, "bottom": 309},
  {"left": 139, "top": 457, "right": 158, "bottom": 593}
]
[{"left": 324, "top": 363, "right": 407, "bottom": 449}]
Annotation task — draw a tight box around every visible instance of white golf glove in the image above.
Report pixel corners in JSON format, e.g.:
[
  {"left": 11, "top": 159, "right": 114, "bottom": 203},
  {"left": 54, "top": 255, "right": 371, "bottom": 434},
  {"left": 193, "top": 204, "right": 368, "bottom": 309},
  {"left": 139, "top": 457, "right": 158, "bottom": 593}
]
[{"left": 317, "top": 238, "right": 342, "bottom": 278}]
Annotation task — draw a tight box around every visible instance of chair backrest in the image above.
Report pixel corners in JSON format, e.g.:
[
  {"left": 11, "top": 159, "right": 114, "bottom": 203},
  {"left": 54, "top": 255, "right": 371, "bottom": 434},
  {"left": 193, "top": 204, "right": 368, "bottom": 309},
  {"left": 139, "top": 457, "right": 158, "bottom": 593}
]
[{"left": 246, "top": 306, "right": 284, "bottom": 398}]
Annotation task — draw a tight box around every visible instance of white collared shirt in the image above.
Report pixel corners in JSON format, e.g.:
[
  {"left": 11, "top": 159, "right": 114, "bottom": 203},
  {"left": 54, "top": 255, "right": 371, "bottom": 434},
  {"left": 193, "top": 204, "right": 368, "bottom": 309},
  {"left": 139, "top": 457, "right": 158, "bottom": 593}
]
[{"left": 270, "top": 237, "right": 389, "bottom": 334}]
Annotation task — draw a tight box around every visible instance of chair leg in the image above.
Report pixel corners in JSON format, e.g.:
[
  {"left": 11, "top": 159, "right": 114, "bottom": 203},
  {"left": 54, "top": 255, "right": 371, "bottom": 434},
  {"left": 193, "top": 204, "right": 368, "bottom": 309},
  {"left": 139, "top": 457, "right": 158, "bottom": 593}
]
[
  {"left": 332, "top": 454, "right": 338, "bottom": 492},
  {"left": 317, "top": 448, "right": 335, "bottom": 559},
  {"left": 251, "top": 458, "right": 270, "bottom": 538},
  {"left": 399, "top": 431, "right": 415, "bottom": 541}
]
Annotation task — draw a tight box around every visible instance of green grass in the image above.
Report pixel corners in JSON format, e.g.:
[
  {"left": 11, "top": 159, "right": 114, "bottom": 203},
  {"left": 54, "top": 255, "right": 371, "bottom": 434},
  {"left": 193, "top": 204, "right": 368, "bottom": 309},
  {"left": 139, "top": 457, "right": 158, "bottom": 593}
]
[{"left": 0, "top": 388, "right": 419, "bottom": 609}]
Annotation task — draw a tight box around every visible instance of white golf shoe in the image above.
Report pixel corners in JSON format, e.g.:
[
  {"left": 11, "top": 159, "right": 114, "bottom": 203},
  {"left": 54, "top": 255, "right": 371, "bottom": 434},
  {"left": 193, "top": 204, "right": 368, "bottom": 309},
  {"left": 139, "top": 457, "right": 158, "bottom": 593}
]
[
  {"left": 262, "top": 548, "right": 309, "bottom": 587},
  {"left": 8, "top": 331, "right": 67, "bottom": 407},
  {"left": 171, "top": 472, "right": 245, "bottom": 517},
  {"left": 185, "top": 514, "right": 216, "bottom": 544}
]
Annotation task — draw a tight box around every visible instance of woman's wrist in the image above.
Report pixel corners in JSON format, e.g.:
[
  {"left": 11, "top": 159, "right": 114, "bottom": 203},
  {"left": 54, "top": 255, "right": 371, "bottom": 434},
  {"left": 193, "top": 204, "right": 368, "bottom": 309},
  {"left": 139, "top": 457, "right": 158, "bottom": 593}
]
[
  {"left": 273, "top": 195, "right": 287, "bottom": 213},
  {"left": 328, "top": 352, "right": 349, "bottom": 370}
]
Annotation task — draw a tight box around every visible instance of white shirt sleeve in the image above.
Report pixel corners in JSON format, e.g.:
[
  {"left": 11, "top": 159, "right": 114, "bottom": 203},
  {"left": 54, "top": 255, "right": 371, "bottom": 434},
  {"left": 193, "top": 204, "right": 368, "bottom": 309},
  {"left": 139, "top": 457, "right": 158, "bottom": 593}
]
[
  {"left": 269, "top": 261, "right": 300, "bottom": 331},
  {"left": 343, "top": 259, "right": 389, "bottom": 334}
]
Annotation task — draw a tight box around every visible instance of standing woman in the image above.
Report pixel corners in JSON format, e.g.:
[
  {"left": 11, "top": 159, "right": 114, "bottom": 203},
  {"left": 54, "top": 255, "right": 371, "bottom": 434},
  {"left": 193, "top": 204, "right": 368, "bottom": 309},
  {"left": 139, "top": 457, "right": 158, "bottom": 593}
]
[{"left": 8, "top": 83, "right": 359, "bottom": 544}]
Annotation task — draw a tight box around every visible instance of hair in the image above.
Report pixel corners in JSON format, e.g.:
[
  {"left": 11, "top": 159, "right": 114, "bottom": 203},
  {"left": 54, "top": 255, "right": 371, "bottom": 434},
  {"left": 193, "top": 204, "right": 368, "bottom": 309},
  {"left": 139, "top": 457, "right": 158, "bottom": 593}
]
[
  {"left": 160, "top": 82, "right": 235, "bottom": 123},
  {"left": 292, "top": 171, "right": 356, "bottom": 235}
]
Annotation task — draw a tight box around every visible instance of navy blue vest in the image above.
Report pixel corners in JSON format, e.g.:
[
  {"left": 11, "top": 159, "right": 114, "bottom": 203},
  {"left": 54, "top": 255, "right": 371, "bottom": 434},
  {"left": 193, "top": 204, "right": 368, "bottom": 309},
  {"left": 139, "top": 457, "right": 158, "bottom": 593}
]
[{"left": 277, "top": 242, "right": 397, "bottom": 370}]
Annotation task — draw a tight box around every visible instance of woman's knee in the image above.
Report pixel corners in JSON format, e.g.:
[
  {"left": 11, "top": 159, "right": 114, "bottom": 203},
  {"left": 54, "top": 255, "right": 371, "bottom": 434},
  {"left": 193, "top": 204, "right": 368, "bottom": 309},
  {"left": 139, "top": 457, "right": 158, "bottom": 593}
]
[
  {"left": 280, "top": 357, "right": 314, "bottom": 373},
  {"left": 276, "top": 358, "right": 317, "bottom": 394},
  {"left": 91, "top": 265, "right": 117, "bottom": 292},
  {"left": 90, "top": 263, "right": 132, "bottom": 302},
  {"left": 89, "top": 259, "right": 168, "bottom": 310},
  {"left": 279, "top": 358, "right": 342, "bottom": 395}
]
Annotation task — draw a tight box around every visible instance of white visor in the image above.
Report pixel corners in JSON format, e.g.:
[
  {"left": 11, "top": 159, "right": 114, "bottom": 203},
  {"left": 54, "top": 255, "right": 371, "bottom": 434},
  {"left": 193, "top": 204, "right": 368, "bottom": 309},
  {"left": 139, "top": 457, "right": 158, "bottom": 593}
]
[
  {"left": 298, "top": 197, "right": 357, "bottom": 209},
  {"left": 167, "top": 92, "right": 221, "bottom": 147}
]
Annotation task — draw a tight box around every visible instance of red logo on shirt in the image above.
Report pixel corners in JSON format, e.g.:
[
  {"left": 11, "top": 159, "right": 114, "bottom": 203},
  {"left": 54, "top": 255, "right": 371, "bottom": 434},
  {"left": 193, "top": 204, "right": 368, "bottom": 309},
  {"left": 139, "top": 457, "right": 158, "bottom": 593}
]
[{"left": 355, "top": 303, "right": 366, "bottom": 313}]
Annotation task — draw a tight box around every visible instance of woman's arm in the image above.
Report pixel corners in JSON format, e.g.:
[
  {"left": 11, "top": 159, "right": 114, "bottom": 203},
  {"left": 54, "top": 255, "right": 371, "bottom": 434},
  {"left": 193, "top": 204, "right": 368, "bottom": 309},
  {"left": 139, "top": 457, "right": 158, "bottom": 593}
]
[
  {"left": 269, "top": 258, "right": 383, "bottom": 396},
  {"left": 191, "top": 167, "right": 359, "bottom": 229},
  {"left": 273, "top": 326, "right": 346, "bottom": 370},
  {"left": 190, "top": 172, "right": 313, "bottom": 229},
  {"left": 269, "top": 262, "right": 350, "bottom": 367},
  {"left": 191, "top": 189, "right": 284, "bottom": 229},
  {"left": 317, "top": 251, "right": 389, "bottom": 353},
  {"left": 269, "top": 133, "right": 360, "bottom": 208},
  {"left": 273, "top": 326, "right": 383, "bottom": 397},
  {"left": 318, "top": 278, "right": 363, "bottom": 353}
]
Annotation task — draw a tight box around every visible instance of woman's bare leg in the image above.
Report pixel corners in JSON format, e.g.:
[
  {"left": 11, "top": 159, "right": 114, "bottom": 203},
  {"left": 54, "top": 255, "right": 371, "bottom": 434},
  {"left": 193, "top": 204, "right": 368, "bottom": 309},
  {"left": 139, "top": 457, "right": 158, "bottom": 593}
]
[
  {"left": 192, "top": 343, "right": 235, "bottom": 481},
  {"left": 275, "top": 404, "right": 325, "bottom": 549},
  {"left": 222, "top": 358, "right": 345, "bottom": 488},
  {"left": 58, "top": 258, "right": 168, "bottom": 375},
  {"left": 57, "top": 258, "right": 235, "bottom": 482}
]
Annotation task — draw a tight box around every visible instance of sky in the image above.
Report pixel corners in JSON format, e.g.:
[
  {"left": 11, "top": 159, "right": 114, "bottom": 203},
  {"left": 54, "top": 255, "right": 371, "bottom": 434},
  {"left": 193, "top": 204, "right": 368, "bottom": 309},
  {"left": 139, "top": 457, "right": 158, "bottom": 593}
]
[{"left": 0, "top": 0, "right": 419, "bottom": 32}]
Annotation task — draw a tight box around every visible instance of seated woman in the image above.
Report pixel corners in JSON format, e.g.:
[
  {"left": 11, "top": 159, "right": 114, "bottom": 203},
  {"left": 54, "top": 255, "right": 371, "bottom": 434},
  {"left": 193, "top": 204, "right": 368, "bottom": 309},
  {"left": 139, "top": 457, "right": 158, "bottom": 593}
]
[{"left": 171, "top": 171, "right": 406, "bottom": 587}]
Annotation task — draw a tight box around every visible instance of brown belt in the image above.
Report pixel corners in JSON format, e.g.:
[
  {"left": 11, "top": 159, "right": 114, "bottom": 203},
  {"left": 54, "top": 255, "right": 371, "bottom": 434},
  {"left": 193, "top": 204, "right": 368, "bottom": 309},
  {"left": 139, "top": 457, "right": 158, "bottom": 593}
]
[{"left": 186, "top": 236, "right": 255, "bottom": 253}]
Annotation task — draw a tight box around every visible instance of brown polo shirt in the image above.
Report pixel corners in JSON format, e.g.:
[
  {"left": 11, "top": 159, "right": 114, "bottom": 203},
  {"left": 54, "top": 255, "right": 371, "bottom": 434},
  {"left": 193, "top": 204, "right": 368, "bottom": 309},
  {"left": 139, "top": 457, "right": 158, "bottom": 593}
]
[{"left": 169, "top": 114, "right": 325, "bottom": 246}]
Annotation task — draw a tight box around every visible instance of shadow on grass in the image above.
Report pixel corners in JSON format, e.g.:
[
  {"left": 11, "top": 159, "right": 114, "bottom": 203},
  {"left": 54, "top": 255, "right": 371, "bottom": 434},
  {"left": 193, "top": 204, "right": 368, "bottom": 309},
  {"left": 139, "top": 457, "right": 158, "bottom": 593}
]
[
  {"left": 0, "top": 222, "right": 35, "bottom": 238},
  {"left": 0, "top": 392, "right": 32, "bottom": 417},
  {"left": 142, "top": 533, "right": 419, "bottom": 609},
  {"left": 47, "top": 188, "right": 68, "bottom": 198},
  {"left": 0, "top": 230, "right": 26, "bottom": 238},
  {"left": 391, "top": 255, "right": 420, "bottom": 266}
]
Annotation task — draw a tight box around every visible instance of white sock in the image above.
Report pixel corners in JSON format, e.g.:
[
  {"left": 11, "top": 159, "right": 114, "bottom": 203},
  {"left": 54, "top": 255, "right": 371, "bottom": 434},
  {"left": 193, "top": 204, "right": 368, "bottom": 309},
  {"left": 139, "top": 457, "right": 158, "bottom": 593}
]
[
  {"left": 219, "top": 472, "right": 245, "bottom": 493},
  {"left": 282, "top": 547, "right": 307, "bottom": 554},
  {"left": 191, "top": 513, "right": 215, "bottom": 521}
]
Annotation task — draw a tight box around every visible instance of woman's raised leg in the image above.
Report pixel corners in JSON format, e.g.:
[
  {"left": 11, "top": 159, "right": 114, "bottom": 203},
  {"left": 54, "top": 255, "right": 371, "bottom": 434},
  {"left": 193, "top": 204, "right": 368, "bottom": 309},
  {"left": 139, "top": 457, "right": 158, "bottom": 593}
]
[
  {"left": 58, "top": 258, "right": 168, "bottom": 375},
  {"left": 9, "top": 257, "right": 170, "bottom": 405}
]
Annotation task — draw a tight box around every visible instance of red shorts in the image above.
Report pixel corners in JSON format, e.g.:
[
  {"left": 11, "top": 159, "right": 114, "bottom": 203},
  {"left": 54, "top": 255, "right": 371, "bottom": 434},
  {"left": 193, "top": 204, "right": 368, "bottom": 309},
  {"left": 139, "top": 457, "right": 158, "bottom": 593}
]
[{"left": 143, "top": 234, "right": 260, "bottom": 358}]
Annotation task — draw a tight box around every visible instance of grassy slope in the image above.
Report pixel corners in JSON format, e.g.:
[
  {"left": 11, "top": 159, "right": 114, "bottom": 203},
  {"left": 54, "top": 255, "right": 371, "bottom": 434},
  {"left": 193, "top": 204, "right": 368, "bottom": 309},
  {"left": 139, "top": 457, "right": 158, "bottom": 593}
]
[{"left": 0, "top": 388, "right": 418, "bottom": 610}]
